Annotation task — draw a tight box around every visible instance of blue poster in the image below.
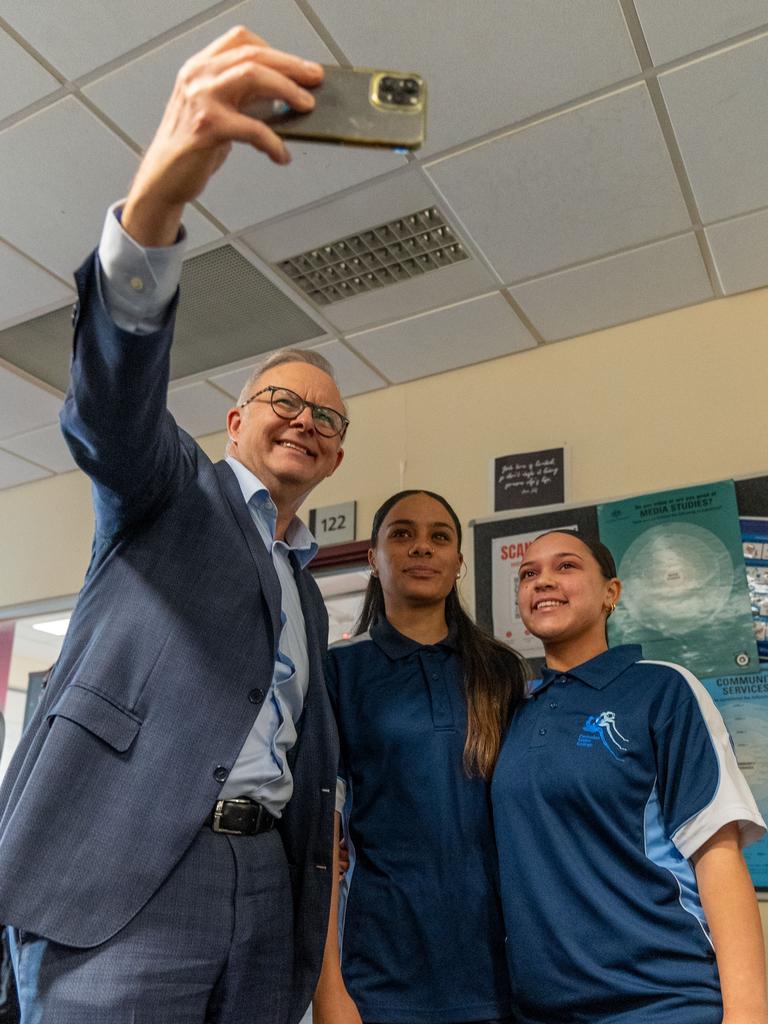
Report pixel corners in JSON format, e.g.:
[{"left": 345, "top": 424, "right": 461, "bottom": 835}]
[
  {"left": 741, "top": 517, "right": 768, "bottom": 663},
  {"left": 701, "top": 671, "right": 768, "bottom": 889},
  {"left": 598, "top": 481, "right": 758, "bottom": 678}
]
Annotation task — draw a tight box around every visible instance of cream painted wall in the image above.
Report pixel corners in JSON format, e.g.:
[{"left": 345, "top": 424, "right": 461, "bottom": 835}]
[{"left": 1, "top": 285, "right": 767, "bottom": 611}]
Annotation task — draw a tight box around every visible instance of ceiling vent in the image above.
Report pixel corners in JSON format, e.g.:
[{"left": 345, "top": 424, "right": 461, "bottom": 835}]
[
  {"left": 0, "top": 245, "right": 325, "bottom": 393},
  {"left": 278, "top": 207, "right": 469, "bottom": 305}
]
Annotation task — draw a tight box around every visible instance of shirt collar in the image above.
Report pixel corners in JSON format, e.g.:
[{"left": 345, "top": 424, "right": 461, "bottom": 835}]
[
  {"left": 370, "top": 615, "right": 460, "bottom": 660},
  {"left": 225, "top": 456, "right": 318, "bottom": 568},
  {"left": 537, "top": 644, "right": 643, "bottom": 692}
]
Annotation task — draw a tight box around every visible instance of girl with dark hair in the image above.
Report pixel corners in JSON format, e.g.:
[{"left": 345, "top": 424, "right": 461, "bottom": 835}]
[
  {"left": 492, "top": 530, "right": 767, "bottom": 1024},
  {"left": 314, "top": 490, "right": 527, "bottom": 1024}
]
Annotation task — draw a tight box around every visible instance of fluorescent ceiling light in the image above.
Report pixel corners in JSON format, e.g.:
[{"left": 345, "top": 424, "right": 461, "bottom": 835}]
[
  {"left": 278, "top": 207, "right": 468, "bottom": 305},
  {"left": 32, "top": 617, "right": 71, "bottom": 636}
]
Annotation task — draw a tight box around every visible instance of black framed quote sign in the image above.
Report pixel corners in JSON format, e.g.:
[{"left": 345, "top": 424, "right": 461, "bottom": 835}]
[{"left": 492, "top": 447, "right": 565, "bottom": 513}]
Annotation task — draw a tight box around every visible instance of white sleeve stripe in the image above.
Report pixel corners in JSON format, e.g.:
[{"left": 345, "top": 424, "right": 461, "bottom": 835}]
[{"left": 640, "top": 660, "right": 766, "bottom": 858}]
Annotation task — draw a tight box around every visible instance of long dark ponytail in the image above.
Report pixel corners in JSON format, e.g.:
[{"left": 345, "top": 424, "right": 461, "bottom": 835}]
[{"left": 356, "top": 490, "right": 528, "bottom": 779}]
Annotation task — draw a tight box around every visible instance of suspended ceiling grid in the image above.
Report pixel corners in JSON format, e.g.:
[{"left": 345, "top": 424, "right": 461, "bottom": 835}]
[{"left": 0, "top": 0, "right": 767, "bottom": 488}]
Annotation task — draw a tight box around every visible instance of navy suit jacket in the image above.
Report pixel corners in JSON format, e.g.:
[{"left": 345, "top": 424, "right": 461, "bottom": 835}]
[{"left": 0, "top": 254, "right": 338, "bottom": 1022}]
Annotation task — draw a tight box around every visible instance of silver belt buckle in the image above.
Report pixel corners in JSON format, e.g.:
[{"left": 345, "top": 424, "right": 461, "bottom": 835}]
[{"left": 211, "top": 797, "right": 252, "bottom": 835}]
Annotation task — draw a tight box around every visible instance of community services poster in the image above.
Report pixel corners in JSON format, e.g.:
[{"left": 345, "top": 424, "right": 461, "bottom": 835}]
[
  {"left": 701, "top": 671, "right": 768, "bottom": 889},
  {"left": 491, "top": 525, "right": 576, "bottom": 658},
  {"left": 598, "top": 481, "right": 757, "bottom": 679}
]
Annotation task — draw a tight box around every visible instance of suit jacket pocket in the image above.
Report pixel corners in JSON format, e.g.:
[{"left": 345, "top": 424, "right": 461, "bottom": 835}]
[{"left": 47, "top": 684, "right": 142, "bottom": 752}]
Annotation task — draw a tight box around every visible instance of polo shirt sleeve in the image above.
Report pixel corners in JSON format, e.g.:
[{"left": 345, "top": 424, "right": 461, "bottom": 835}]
[
  {"left": 324, "top": 650, "right": 348, "bottom": 814},
  {"left": 653, "top": 663, "right": 766, "bottom": 859}
]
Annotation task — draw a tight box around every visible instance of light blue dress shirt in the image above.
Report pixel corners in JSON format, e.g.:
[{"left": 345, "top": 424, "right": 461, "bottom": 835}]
[{"left": 96, "top": 202, "right": 318, "bottom": 817}]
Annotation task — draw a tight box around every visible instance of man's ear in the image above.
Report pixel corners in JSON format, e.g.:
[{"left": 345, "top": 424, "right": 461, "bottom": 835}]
[
  {"left": 226, "top": 406, "right": 242, "bottom": 445},
  {"left": 328, "top": 445, "right": 345, "bottom": 477}
]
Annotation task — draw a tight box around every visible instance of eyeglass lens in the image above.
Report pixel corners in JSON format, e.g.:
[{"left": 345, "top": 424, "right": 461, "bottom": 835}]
[{"left": 270, "top": 388, "right": 344, "bottom": 437}]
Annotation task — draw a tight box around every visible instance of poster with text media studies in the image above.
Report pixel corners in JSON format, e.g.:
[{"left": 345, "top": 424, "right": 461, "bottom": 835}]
[{"left": 598, "top": 481, "right": 757, "bottom": 679}]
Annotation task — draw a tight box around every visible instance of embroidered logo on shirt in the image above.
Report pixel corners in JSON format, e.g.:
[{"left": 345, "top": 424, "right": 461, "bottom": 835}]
[{"left": 576, "top": 711, "right": 629, "bottom": 760}]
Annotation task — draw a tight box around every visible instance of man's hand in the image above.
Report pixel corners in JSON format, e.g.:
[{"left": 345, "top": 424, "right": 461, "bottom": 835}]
[{"left": 122, "top": 26, "right": 323, "bottom": 246}]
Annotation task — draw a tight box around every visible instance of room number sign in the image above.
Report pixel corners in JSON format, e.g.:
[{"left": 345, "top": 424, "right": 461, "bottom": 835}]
[{"left": 309, "top": 500, "right": 357, "bottom": 546}]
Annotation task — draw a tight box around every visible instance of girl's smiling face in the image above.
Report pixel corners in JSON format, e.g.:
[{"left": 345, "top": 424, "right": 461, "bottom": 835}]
[{"left": 517, "top": 532, "right": 620, "bottom": 661}]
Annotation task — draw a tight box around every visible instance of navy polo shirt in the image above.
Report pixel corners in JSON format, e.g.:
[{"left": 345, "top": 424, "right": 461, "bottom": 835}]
[
  {"left": 491, "top": 644, "right": 765, "bottom": 1024},
  {"left": 326, "top": 617, "right": 512, "bottom": 1024}
]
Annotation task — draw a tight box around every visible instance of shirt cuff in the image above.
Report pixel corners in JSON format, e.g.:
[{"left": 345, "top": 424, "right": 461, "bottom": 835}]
[{"left": 97, "top": 199, "right": 187, "bottom": 334}]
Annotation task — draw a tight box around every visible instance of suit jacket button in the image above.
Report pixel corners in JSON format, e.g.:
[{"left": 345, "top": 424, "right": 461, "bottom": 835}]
[
  {"left": 213, "top": 765, "right": 229, "bottom": 783},
  {"left": 248, "top": 688, "right": 265, "bottom": 705}
]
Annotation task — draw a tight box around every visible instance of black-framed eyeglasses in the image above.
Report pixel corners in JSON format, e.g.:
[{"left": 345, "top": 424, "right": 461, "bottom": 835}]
[{"left": 239, "top": 386, "right": 349, "bottom": 439}]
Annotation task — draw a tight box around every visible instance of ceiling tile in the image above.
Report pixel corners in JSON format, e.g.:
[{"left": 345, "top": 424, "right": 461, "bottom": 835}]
[
  {"left": 319, "top": 259, "right": 496, "bottom": 333},
  {"left": 634, "top": 0, "right": 768, "bottom": 64},
  {"left": 347, "top": 293, "right": 534, "bottom": 383},
  {"left": 198, "top": 145, "right": 403, "bottom": 234},
  {"left": 209, "top": 365, "right": 258, "bottom": 401},
  {"left": 427, "top": 85, "right": 691, "bottom": 282},
  {"left": 0, "top": 243, "right": 74, "bottom": 328},
  {"left": 308, "top": 0, "right": 639, "bottom": 155},
  {"left": 0, "top": 29, "right": 59, "bottom": 119},
  {"left": 510, "top": 234, "right": 713, "bottom": 341},
  {"left": 0, "top": 423, "right": 76, "bottom": 473},
  {"left": 0, "top": 304, "right": 74, "bottom": 393},
  {"left": 83, "top": 0, "right": 336, "bottom": 148},
  {"left": 207, "top": 341, "right": 321, "bottom": 400},
  {"left": 706, "top": 209, "right": 768, "bottom": 295},
  {"left": 243, "top": 167, "right": 441, "bottom": 262},
  {"left": 83, "top": 0, "right": 403, "bottom": 231},
  {"left": 0, "top": 448, "right": 51, "bottom": 489},
  {"left": 309, "top": 340, "right": 387, "bottom": 396},
  {"left": 0, "top": 365, "right": 62, "bottom": 438},
  {"left": 0, "top": 97, "right": 220, "bottom": 282},
  {"left": 660, "top": 35, "right": 768, "bottom": 222},
  {"left": 0, "top": 0, "right": 223, "bottom": 79},
  {"left": 167, "top": 382, "right": 233, "bottom": 438}
]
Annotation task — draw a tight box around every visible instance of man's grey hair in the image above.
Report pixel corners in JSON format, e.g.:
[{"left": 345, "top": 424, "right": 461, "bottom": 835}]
[
  {"left": 226, "top": 348, "right": 346, "bottom": 456},
  {"left": 235, "top": 348, "right": 342, "bottom": 407}
]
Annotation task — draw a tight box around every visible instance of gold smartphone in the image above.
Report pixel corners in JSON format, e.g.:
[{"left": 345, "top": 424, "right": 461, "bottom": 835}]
[{"left": 244, "top": 65, "right": 427, "bottom": 151}]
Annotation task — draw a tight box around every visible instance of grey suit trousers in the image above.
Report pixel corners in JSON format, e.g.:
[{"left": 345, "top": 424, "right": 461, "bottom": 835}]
[{"left": 9, "top": 827, "right": 294, "bottom": 1024}]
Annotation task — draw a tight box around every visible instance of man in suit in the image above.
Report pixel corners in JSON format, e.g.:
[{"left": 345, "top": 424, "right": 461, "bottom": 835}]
[{"left": 0, "top": 28, "right": 344, "bottom": 1024}]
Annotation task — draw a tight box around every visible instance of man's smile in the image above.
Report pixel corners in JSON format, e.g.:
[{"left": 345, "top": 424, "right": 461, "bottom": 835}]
[{"left": 276, "top": 439, "right": 315, "bottom": 458}]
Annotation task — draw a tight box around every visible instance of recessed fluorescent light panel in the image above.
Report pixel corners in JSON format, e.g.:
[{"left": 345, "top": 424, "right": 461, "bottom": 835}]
[
  {"left": 32, "top": 617, "right": 71, "bottom": 636},
  {"left": 278, "top": 207, "right": 469, "bottom": 305}
]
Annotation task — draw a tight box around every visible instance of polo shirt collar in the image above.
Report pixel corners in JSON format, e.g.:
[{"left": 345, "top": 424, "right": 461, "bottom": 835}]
[
  {"left": 224, "top": 455, "right": 318, "bottom": 568},
  {"left": 539, "top": 644, "right": 642, "bottom": 691},
  {"left": 371, "top": 615, "right": 460, "bottom": 660}
]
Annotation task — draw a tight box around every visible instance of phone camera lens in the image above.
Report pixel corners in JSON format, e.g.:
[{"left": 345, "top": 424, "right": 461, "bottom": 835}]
[
  {"left": 380, "top": 76, "right": 396, "bottom": 91},
  {"left": 403, "top": 78, "right": 419, "bottom": 95}
]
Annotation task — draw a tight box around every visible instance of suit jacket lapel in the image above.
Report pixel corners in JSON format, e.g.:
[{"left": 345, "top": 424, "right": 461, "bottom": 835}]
[{"left": 214, "top": 460, "right": 282, "bottom": 651}]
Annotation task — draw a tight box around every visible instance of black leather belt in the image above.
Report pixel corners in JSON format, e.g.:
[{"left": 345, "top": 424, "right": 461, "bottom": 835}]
[{"left": 206, "top": 798, "right": 276, "bottom": 836}]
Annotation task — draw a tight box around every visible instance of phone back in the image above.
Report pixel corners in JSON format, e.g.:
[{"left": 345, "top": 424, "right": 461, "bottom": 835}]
[{"left": 266, "top": 65, "right": 426, "bottom": 150}]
